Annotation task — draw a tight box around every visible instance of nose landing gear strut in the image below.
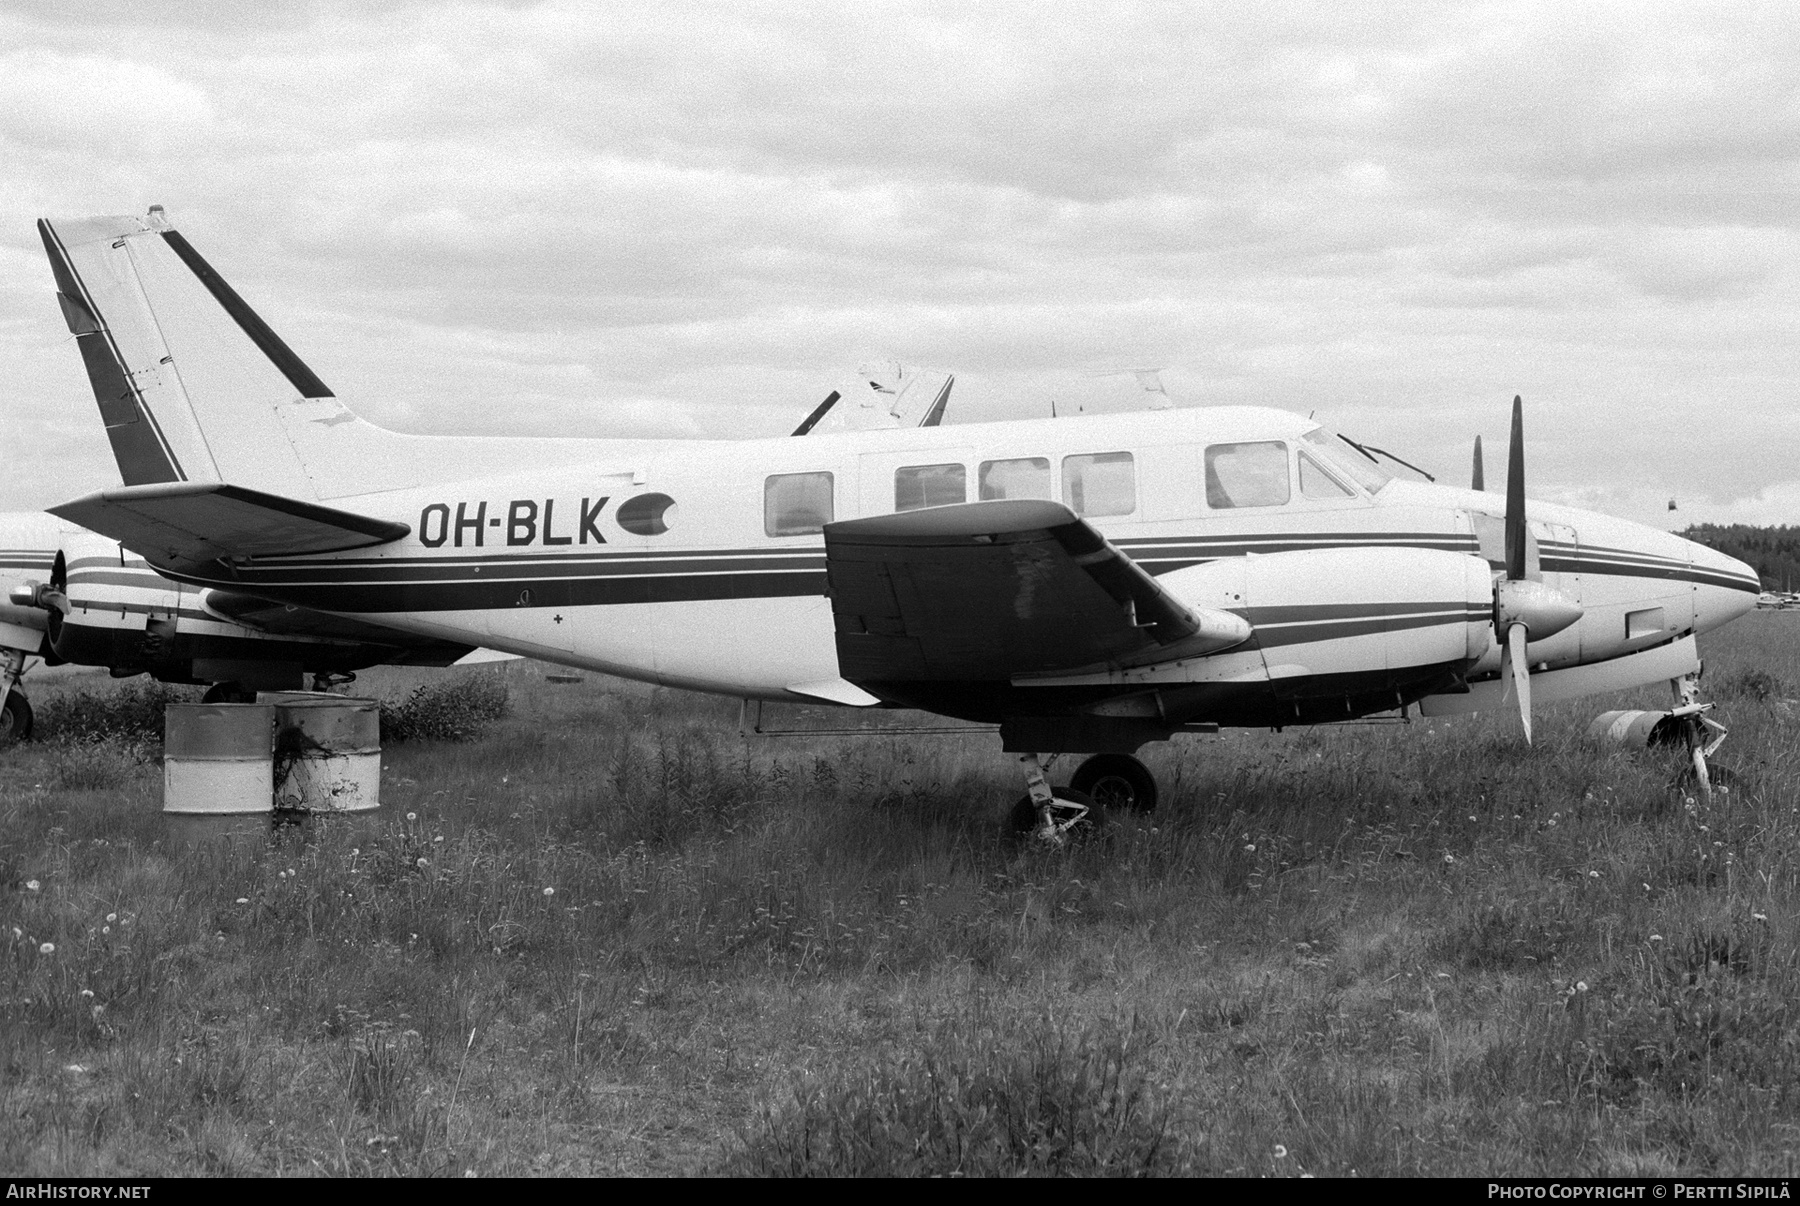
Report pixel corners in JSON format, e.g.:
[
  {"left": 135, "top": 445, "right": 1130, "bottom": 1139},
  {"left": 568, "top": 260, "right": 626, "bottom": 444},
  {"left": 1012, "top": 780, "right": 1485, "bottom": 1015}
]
[{"left": 1671, "top": 671, "right": 1728, "bottom": 800}]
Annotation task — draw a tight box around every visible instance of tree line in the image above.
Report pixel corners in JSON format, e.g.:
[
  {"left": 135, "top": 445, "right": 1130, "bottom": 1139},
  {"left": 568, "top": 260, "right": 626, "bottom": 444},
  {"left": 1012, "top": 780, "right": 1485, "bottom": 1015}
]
[{"left": 1679, "top": 524, "right": 1800, "bottom": 591}]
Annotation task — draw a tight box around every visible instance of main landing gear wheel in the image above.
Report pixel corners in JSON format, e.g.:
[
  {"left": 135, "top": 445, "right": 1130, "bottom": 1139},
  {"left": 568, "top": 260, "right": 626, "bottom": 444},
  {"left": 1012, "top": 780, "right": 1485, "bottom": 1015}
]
[
  {"left": 1010, "top": 787, "right": 1098, "bottom": 839},
  {"left": 1, "top": 692, "right": 32, "bottom": 744},
  {"left": 1070, "top": 754, "right": 1157, "bottom": 813}
]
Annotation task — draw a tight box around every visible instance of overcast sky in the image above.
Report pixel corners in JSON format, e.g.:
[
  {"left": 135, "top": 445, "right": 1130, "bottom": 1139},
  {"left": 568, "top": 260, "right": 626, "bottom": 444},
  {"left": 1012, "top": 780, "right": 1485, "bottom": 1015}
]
[{"left": 1, "top": 1, "right": 1795, "bottom": 528}]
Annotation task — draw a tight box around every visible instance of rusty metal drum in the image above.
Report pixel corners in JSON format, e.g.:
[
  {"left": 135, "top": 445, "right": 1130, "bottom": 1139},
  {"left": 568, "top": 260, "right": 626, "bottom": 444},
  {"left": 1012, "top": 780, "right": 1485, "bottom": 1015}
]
[
  {"left": 163, "top": 703, "right": 275, "bottom": 815},
  {"left": 264, "top": 693, "right": 381, "bottom": 813}
]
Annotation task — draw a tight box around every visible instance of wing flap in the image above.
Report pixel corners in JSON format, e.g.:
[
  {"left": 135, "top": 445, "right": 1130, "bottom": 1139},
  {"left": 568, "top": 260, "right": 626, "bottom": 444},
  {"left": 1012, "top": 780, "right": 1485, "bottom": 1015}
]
[
  {"left": 824, "top": 500, "right": 1249, "bottom": 685},
  {"left": 50, "top": 482, "right": 408, "bottom": 569}
]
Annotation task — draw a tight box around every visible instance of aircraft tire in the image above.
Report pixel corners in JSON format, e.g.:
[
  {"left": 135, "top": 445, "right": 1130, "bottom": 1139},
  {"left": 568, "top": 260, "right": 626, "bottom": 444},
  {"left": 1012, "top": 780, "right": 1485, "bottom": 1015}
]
[
  {"left": 1009, "top": 787, "right": 1099, "bottom": 839},
  {"left": 1070, "top": 754, "right": 1157, "bottom": 813},
  {"left": 1, "top": 692, "right": 33, "bottom": 744}
]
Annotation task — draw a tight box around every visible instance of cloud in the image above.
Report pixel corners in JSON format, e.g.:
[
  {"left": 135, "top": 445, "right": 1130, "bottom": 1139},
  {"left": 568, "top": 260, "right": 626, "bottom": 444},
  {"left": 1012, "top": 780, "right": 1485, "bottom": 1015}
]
[{"left": 0, "top": 1, "right": 1797, "bottom": 529}]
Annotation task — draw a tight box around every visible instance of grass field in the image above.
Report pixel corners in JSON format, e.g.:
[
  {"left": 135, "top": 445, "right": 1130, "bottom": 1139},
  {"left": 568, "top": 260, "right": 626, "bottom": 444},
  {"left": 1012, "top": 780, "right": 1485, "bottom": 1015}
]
[{"left": 4, "top": 615, "right": 1800, "bottom": 1176}]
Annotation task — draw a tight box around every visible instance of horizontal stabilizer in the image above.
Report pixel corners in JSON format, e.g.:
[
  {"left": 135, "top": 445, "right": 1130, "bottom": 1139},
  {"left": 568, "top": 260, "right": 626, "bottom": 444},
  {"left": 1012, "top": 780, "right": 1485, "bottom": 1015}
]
[{"left": 50, "top": 482, "right": 409, "bottom": 570}]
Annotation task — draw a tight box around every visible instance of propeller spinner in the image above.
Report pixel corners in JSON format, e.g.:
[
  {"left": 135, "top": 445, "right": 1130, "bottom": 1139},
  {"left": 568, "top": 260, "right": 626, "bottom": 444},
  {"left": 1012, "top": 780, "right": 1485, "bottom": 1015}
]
[{"left": 1491, "top": 396, "right": 1582, "bottom": 742}]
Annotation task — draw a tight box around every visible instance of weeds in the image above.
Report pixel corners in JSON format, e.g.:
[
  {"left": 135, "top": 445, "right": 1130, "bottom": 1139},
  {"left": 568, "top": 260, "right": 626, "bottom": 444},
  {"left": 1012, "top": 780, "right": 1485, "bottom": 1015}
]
[
  {"left": 725, "top": 1014, "right": 1178, "bottom": 1176},
  {"left": 31, "top": 680, "right": 197, "bottom": 747},
  {"left": 6, "top": 619, "right": 1800, "bottom": 1175},
  {"left": 379, "top": 674, "right": 510, "bottom": 743}
]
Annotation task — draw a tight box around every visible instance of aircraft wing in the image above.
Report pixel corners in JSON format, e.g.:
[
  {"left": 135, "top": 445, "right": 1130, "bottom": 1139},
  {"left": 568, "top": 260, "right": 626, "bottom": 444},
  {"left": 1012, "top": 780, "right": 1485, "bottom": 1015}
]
[
  {"left": 824, "top": 500, "right": 1251, "bottom": 686},
  {"left": 49, "top": 482, "right": 408, "bottom": 570}
]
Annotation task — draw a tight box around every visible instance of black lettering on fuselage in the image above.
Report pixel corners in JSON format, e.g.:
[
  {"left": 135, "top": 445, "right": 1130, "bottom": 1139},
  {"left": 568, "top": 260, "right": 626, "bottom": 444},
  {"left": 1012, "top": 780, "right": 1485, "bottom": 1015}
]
[
  {"left": 581, "top": 496, "right": 609, "bottom": 544},
  {"left": 419, "top": 503, "right": 449, "bottom": 548},
  {"left": 507, "top": 499, "right": 538, "bottom": 546},
  {"left": 543, "top": 499, "right": 571, "bottom": 545},
  {"left": 454, "top": 501, "right": 487, "bottom": 548}
]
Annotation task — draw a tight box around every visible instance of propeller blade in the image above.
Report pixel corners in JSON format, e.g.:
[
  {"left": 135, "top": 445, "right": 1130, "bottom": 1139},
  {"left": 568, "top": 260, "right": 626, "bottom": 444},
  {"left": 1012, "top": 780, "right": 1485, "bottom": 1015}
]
[
  {"left": 1503, "top": 622, "right": 1532, "bottom": 743},
  {"left": 1471, "top": 435, "right": 1484, "bottom": 492},
  {"left": 1505, "top": 395, "right": 1527, "bottom": 580}
]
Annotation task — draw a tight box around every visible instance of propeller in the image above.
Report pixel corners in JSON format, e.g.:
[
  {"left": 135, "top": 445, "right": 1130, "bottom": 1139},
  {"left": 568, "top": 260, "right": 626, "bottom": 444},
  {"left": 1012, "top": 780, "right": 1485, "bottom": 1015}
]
[{"left": 1491, "top": 395, "right": 1582, "bottom": 743}]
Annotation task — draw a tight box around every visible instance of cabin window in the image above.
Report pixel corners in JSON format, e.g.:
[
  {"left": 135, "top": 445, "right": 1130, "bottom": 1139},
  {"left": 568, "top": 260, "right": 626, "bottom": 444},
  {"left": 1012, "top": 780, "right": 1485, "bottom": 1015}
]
[
  {"left": 979, "top": 457, "right": 1051, "bottom": 501},
  {"left": 895, "top": 463, "right": 966, "bottom": 512},
  {"left": 1062, "top": 452, "right": 1136, "bottom": 517},
  {"left": 1205, "top": 441, "right": 1290, "bottom": 509},
  {"left": 1299, "top": 452, "right": 1354, "bottom": 500},
  {"left": 764, "top": 472, "right": 834, "bottom": 536}
]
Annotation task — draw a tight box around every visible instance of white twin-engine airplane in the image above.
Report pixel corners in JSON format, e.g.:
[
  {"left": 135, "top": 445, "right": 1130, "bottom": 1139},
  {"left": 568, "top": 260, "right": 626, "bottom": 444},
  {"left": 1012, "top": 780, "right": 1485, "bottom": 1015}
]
[{"left": 30, "top": 211, "right": 1760, "bottom": 835}]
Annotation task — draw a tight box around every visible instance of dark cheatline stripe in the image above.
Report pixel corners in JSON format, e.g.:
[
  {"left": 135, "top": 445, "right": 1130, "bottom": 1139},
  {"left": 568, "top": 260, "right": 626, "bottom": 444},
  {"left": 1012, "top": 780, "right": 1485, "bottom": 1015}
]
[
  {"left": 149, "top": 526, "right": 1760, "bottom": 615},
  {"left": 219, "top": 569, "right": 828, "bottom": 613},
  {"left": 160, "top": 230, "right": 334, "bottom": 400},
  {"left": 229, "top": 552, "right": 824, "bottom": 587},
  {"left": 65, "top": 568, "right": 179, "bottom": 591},
  {"left": 1250, "top": 607, "right": 1481, "bottom": 650}
]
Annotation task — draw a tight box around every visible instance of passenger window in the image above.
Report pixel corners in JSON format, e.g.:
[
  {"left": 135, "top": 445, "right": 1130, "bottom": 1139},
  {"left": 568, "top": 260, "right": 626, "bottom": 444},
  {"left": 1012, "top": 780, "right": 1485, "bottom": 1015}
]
[
  {"left": 895, "top": 463, "right": 966, "bottom": 512},
  {"left": 1062, "top": 452, "right": 1136, "bottom": 517},
  {"left": 1205, "top": 441, "right": 1290, "bottom": 509},
  {"left": 979, "top": 457, "right": 1051, "bottom": 501},
  {"left": 764, "top": 471, "right": 834, "bottom": 536},
  {"left": 1299, "top": 452, "right": 1354, "bottom": 500}
]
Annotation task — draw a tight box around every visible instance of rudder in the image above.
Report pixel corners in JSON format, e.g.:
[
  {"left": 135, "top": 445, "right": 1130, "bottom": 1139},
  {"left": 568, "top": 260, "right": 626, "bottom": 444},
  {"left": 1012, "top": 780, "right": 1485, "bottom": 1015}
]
[{"left": 40, "top": 210, "right": 336, "bottom": 500}]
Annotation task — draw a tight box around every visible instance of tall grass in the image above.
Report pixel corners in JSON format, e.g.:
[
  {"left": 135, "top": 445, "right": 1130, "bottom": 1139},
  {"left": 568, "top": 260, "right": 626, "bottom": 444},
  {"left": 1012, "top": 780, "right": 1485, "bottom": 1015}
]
[{"left": 3, "top": 623, "right": 1800, "bottom": 1174}]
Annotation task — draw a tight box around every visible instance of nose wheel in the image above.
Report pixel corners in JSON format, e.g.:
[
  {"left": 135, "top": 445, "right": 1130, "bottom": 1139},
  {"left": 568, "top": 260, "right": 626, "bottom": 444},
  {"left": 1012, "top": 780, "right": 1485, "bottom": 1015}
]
[{"left": 1671, "top": 670, "right": 1728, "bottom": 800}]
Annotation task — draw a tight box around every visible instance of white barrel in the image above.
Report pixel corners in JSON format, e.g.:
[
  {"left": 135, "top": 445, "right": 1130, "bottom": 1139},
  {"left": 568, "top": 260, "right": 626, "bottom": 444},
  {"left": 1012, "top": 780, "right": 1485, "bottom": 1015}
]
[
  {"left": 265, "top": 693, "right": 381, "bottom": 814},
  {"left": 164, "top": 703, "right": 275, "bottom": 815},
  {"left": 1588, "top": 709, "right": 1676, "bottom": 748}
]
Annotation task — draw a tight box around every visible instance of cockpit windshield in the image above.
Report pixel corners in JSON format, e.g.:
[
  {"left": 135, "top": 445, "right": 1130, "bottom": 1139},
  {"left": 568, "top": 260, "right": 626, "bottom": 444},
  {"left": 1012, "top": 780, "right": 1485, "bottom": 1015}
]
[{"left": 1302, "top": 427, "right": 1394, "bottom": 494}]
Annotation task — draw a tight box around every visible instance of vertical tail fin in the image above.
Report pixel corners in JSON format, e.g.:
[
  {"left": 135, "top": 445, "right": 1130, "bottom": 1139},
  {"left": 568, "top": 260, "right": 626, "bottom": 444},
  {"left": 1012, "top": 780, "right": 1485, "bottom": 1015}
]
[{"left": 39, "top": 212, "right": 341, "bottom": 500}]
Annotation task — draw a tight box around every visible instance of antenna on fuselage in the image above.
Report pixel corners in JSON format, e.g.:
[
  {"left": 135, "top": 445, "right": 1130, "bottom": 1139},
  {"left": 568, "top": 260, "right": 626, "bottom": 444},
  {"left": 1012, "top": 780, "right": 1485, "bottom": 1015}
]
[{"left": 1472, "top": 435, "right": 1485, "bottom": 491}]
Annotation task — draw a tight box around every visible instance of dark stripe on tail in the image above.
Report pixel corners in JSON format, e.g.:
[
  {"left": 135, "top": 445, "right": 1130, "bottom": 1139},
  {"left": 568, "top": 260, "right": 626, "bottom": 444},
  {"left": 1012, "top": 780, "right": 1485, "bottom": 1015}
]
[
  {"left": 159, "top": 230, "right": 334, "bottom": 399},
  {"left": 37, "top": 220, "right": 185, "bottom": 485}
]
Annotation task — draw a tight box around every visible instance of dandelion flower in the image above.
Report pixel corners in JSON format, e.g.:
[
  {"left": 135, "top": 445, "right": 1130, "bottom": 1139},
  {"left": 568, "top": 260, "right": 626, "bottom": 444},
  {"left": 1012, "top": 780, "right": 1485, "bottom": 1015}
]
[
  {"left": 1274, "top": 1144, "right": 1289, "bottom": 1159},
  {"left": 1576, "top": 981, "right": 1589, "bottom": 993},
  {"left": 10, "top": 927, "right": 20, "bottom": 940},
  {"left": 1754, "top": 913, "right": 1769, "bottom": 922},
  {"left": 1589, "top": 870, "right": 1600, "bottom": 879},
  {"left": 543, "top": 887, "right": 555, "bottom": 897},
  {"left": 101, "top": 926, "right": 109, "bottom": 935},
  {"left": 25, "top": 880, "right": 39, "bottom": 892},
  {"left": 1443, "top": 854, "right": 1455, "bottom": 865},
  {"left": 417, "top": 858, "right": 430, "bottom": 870},
  {"left": 1651, "top": 934, "right": 1664, "bottom": 942},
  {"left": 105, "top": 913, "right": 117, "bottom": 924},
  {"left": 236, "top": 898, "right": 250, "bottom": 905},
  {"left": 1244, "top": 844, "right": 1256, "bottom": 853},
  {"left": 80, "top": 989, "right": 93, "bottom": 998},
  {"left": 38, "top": 942, "right": 54, "bottom": 955},
  {"left": 433, "top": 835, "right": 444, "bottom": 844},
  {"left": 406, "top": 812, "right": 418, "bottom": 822}
]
